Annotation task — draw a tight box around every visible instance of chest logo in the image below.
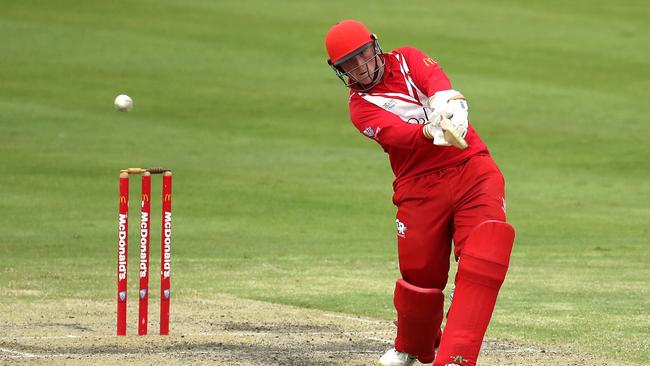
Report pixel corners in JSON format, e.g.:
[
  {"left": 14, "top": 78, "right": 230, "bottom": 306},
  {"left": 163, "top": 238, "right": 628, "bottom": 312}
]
[{"left": 382, "top": 99, "right": 397, "bottom": 110}]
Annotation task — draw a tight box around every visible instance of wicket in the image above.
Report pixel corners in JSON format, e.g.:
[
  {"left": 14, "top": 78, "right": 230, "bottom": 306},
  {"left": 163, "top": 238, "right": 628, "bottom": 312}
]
[{"left": 117, "top": 167, "right": 173, "bottom": 336}]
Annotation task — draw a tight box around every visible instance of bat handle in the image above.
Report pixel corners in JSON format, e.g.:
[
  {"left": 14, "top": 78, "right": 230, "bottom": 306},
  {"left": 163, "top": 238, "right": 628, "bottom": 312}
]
[{"left": 440, "top": 118, "right": 468, "bottom": 150}]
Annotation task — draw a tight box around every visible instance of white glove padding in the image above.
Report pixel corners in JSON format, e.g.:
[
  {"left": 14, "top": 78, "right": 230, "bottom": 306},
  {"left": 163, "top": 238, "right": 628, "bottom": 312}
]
[
  {"left": 425, "top": 90, "right": 469, "bottom": 144},
  {"left": 432, "top": 103, "right": 454, "bottom": 127},
  {"left": 423, "top": 122, "right": 450, "bottom": 146},
  {"left": 442, "top": 99, "right": 468, "bottom": 139},
  {"left": 427, "top": 89, "right": 464, "bottom": 110}
]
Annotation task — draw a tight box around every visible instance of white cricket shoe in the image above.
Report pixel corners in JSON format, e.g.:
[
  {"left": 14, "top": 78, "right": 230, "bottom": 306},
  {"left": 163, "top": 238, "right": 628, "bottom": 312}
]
[{"left": 377, "top": 348, "right": 417, "bottom": 366}]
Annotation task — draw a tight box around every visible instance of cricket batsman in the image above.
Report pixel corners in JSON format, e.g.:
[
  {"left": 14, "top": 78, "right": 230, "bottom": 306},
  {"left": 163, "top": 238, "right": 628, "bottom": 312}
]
[{"left": 325, "top": 20, "right": 516, "bottom": 366}]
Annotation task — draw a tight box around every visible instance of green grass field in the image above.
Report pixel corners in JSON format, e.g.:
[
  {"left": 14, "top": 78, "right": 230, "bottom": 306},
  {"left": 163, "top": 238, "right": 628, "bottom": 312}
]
[{"left": 1, "top": 0, "right": 649, "bottom": 364}]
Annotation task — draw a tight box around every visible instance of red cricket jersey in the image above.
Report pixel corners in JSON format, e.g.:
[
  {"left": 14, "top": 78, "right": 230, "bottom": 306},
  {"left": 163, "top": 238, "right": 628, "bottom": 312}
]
[{"left": 348, "top": 46, "right": 489, "bottom": 189}]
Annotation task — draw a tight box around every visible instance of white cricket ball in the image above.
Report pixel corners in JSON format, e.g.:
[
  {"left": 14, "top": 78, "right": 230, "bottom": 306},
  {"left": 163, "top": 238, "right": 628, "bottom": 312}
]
[{"left": 114, "top": 94, "right": 133, "bottom": 112}]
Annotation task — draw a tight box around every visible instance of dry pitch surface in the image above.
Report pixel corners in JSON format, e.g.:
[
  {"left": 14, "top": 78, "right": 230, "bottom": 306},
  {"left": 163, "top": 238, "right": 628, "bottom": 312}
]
[{"left": 0, "top": 294, "right": 623, "bottom": 365}]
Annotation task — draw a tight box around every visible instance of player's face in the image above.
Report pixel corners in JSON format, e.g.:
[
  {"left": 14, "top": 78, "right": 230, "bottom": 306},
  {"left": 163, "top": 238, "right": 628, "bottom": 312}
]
[{"left": 339, "top": 45, "right": 377, "bottom": 86}]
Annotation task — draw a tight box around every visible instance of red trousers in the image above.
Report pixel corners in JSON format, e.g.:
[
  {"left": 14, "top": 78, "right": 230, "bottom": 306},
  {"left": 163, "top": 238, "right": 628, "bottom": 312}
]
[{"left": 393, "top": 154, "right": 507, "bottom": 290}]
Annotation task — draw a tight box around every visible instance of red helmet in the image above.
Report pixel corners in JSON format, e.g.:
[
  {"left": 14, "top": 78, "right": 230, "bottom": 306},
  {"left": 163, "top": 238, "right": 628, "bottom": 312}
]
[
  {"left": 325, "top": 20, "right": 385, "bottom": 91},
  {"left": 326, "top": 20, "right": 374, "bottom": 66}
]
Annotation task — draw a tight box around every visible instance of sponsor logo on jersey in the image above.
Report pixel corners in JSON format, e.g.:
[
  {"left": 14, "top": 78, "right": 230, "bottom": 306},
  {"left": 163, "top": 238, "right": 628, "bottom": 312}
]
[
  {"left": 382, "top": 99, "right": 397, "bottom": 110},
  {"left": 423, "top": 57, "right": 438, "bottom": 67}
]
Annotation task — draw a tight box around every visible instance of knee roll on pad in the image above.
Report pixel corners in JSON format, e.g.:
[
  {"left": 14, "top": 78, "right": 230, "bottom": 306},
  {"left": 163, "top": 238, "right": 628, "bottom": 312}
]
[
  {"left": 394, "top": 279, "right": 444, "bottom": 317},
  {"left": 459, "top": 220, "right": 515, "bottom": 289},
  {"left": 393, "top": 279, "right": 444, "bottom": 363}
]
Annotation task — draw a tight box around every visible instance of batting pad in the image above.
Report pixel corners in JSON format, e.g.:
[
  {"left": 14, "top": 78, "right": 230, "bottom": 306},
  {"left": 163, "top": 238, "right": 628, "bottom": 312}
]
[
  {"left": 458, "top": 220, "right": 515, "bottom": 288},
  {"left": 434, "top": 220, "right": 515, "bottom": 366},
  {"left": 394, "top": 279, "right": 444, "bottom": 363}
]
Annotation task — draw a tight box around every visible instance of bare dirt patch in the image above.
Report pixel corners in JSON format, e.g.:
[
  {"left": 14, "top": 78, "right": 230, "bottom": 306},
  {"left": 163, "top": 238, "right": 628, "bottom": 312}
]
[{"left": 0, "top": 294, "right": 631, "bottom": 365}]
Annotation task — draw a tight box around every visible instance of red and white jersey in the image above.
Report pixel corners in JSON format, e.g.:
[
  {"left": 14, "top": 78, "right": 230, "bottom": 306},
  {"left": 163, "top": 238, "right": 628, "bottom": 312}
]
[{"left": 348, "top": 46, "right": 489, "bottom": 189}]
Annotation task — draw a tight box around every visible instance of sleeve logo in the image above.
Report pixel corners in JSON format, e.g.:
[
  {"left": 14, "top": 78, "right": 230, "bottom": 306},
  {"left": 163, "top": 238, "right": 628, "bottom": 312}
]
[
  {"left": 423, "top": 57, "right": 437, "bottom": 67},
  {"left": 363, "top": 127, "right": 375, "bottom": 137}
]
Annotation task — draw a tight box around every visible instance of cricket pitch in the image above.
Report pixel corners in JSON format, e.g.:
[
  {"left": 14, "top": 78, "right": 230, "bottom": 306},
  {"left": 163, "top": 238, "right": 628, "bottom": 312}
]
[{"left": 0, "top": 293, "right": 626, "bottom": 365}]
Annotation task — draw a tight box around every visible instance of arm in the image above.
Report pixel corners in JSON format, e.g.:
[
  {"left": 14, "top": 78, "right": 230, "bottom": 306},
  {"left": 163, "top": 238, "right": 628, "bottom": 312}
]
[
  {"left": 350, "top": 98, "right": 431, "bottom": 150},
  {"left": 397, "top": 47, "right": 469, "bottom": 149},
  {"left": 351, "top": 93, "right": 467, "bottom": 150}
]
